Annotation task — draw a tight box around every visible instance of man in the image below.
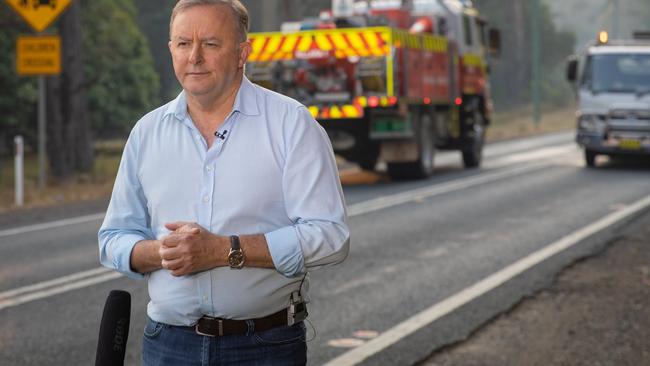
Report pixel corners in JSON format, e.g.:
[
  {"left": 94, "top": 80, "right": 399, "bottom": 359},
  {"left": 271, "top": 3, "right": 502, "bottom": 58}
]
[{"left": 98, "top": 0, "right": 349, "bottom": 364}]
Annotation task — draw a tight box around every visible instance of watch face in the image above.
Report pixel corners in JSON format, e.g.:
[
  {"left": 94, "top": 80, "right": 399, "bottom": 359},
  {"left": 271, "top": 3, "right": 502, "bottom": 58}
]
[{"left": 228, "top": 250, "right": 245, "bottom": 268}]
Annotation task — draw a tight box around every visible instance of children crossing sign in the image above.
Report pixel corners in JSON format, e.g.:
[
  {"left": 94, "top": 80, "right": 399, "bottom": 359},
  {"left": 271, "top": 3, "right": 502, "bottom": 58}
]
[
  {"left": 16, "top": 35, "right": 61, "bottom": 75},
  {"left": 5, "top": 0, "right": 72, "bottom": 32}
]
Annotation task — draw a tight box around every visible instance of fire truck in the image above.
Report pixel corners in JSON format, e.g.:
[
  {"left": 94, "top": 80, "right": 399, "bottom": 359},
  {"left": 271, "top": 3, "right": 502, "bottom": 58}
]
[{"left": 245, "top": 0, "right": 499, "bottom": 179}]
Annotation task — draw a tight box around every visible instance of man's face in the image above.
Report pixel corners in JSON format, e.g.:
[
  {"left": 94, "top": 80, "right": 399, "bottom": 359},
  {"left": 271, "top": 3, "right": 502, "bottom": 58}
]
[{"left": 169, "top": 5, "right": 250, "bottom": 102}]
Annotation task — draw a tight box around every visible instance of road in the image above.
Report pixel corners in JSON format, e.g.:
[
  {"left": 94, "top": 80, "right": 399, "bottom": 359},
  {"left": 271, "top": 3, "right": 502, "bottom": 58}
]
[{"left": 1, "top": 131, "right": 649, "bottom": 365}]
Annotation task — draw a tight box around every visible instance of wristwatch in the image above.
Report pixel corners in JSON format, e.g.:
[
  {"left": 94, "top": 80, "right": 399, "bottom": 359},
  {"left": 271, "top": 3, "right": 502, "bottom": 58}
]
[{"left": 227, "top": 235, "right": 245, "bottom": 269}]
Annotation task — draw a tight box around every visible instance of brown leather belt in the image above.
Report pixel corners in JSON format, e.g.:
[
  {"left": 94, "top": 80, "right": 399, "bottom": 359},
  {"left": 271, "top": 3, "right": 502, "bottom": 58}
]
[{"left": 192, "top": 309, "right": 288, "bottom": 337}]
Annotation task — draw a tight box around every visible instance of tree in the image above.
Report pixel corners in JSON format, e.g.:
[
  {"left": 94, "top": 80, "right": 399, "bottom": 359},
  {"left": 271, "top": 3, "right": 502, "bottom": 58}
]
[
  {"left": 46, "top": 0, "right": 94, "bottom": 179},
  {"left": 82, "top": 0, "right": 160, "bottom": 138},
  {"left": 1, "top": 0, "right": 159, "bottom": 180},
  {"left": 475, "top": 0, "right": 575, "bottom": 110},
  {"left": 134, "top": 0, "right": 177, "bottom": 101},
  {"left": 0, "top": 9, "right": 37, "bottom": 158}
]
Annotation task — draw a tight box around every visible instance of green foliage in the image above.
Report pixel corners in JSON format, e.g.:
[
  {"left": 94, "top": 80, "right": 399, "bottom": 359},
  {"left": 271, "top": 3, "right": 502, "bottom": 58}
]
[
  {"left": 0, "top": 0, "right": 160, "bottom": 150},
  {"left": 0, "top": 9, "right": 38, "bottom": 152},
  {"left": 476, "top": 0, "right": 576, "bottom": 110},
  {"left": 82, "top": 0, "right": 160, "bottom": 138},
  {"left": 135, "top": 0, "right": 179, "bottom": 101}
]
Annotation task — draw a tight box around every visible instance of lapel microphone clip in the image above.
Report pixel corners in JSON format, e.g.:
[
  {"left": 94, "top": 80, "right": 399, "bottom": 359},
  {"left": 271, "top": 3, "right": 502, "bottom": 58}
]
[{"left": 214, "top": 130, "right": 228, "bottom": 140}]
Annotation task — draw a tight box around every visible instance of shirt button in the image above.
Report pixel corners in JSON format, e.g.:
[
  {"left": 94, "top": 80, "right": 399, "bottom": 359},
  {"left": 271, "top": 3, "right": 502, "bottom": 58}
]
[
  {"left": 203, "top": 296, "right": 208, "bottom": 302},
  {"left": 202, "top": 196, "right": 210, "bottom": 203},
  {"left": 206, "top": 166, "right": 212, "bottom": 172}
]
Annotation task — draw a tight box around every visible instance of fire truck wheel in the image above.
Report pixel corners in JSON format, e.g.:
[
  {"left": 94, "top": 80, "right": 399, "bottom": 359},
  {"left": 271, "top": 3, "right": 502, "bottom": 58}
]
[
  {"left": 387, "top": 112, "right": 435, "bottom": 180},
  {"left": 462, "top": 111, "right": 485, "bottom": 168},
  {"left": 359, "top": 157, "right": 378, "bottom": 171},
  {"left": 358, "top": 144, "right": 380, "bottom": 171}
]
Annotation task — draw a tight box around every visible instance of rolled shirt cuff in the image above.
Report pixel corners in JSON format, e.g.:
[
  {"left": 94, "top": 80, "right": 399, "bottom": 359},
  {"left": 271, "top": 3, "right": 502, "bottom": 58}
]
[
  {"left": 265, "top": 226, "right": 305, "bottom": 277},
  {"left": 112, "top": 233, "right": 147, "bottom": 280}
]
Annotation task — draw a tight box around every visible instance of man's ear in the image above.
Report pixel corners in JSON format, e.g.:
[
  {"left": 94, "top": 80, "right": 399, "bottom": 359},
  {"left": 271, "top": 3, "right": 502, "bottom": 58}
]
[{"left": 238, "top": 40, "right": 252, "bottom": 68}]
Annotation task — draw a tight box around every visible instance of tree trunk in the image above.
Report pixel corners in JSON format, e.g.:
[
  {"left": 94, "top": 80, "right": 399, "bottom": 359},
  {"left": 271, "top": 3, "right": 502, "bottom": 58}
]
[
  {"left": 511, "top": 0, "right": 528, "bottom": 107},
  {"left": 61, "top": 0, "right": 94, "bottom": 172},
  {"left": 46, "top": 75, "right": 72, "bottom": 179},
  {"left": 46, "top": 0, "right": 94, "bottom": 180}
]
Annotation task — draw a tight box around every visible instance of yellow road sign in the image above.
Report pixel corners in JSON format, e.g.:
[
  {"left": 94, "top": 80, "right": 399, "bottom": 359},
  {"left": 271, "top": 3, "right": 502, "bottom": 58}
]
[
  {"left": 16, "top": 35, "right": 61, "bottom": 75},
  {"left": 5, "top": 0, "right": 72, "bottom": 32}
]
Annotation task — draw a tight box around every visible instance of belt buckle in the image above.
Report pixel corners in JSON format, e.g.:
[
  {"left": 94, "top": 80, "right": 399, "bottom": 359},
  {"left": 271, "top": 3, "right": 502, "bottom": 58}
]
[{"left": 195, "top": 317, "right": 223, "bottom": 337}]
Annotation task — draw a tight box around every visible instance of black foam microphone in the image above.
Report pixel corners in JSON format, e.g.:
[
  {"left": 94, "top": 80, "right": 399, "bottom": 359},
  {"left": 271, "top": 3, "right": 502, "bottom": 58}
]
[{"left": 95, "top": 290, "right": 131, "bottom": 366}]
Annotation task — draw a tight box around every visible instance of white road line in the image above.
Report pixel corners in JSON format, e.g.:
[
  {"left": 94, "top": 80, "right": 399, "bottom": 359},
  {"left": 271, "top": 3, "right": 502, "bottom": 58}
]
[
  {"left": 0, "top": 271, "right": 122, "bottom": 311},
  {"left": 0, "top": 213, "right": 106, "bottom": 238},
  {"left": 324, "top": 193, "right": 650, "bottom": 366},
  {"left": 486, "top": 145, "right": 576, "bottom": 168},
  {"left": 0, "top": 267, "right": 111, "bottom": 300},
  {"left": 347, "top": 163, "right": 548, "bottom": 217}
]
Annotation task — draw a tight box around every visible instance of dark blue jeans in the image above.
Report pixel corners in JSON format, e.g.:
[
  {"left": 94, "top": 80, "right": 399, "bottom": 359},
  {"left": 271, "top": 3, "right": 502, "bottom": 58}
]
[{"left": 142, "top": 317, "right": 307, "bottom": 366}]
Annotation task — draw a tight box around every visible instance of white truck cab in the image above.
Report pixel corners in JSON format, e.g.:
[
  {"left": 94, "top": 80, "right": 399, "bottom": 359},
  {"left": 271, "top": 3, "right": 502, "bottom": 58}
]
[{"left": 567, "top": 32, "right": 650, "bottom": 167}]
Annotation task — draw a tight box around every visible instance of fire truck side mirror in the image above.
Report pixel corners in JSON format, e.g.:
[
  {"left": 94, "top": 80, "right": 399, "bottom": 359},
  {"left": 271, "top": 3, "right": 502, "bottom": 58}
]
[
  {"left": 488, "top": 28, "right": 500, "bottom": 56},
  {"left": 566, "top": 56, "right": 578, "bottom": 83}
]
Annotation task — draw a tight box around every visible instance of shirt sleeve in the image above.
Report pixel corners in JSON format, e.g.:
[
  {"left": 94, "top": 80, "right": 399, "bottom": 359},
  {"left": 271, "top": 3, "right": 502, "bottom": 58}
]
[
  {"left": 98, "top": 125, "right": 154, "bottom": 280},
  {"left": 265, "top": 106, "right": 350, "bottom": 277}
]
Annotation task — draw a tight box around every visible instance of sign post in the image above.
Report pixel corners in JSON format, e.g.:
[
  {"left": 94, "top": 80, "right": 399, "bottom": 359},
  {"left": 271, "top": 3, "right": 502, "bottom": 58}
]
[
  {"left": 16, "top": 35, "right": 61, "bottom": 188},
  {"left": 14, "top": 135, "right": 24, "bottom": 207},
  {"left": 7, "top": 0, "right": 71, "bottom": 189}
]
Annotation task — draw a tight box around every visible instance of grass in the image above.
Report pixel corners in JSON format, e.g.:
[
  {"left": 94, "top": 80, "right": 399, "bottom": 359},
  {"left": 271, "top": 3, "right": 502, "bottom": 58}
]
[
  {"left": 487, "top": 103, "right": 576, "bottom": 142},
  {"left": 0, "top": 151, "right": 121, "bottom": 214},
  {"left": 0, "top": 103, "right": 577, "bottom": 213}
]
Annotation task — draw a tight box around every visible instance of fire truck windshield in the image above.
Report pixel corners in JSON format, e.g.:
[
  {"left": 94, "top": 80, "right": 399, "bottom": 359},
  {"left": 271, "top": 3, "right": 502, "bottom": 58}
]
[{"left": 581, "top": 53, "right": 650, "bottom": 95}]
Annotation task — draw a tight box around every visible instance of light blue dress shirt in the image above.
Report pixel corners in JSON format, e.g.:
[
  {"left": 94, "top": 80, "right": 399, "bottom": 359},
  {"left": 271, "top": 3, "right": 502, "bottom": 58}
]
[{"left": 98, "top": 77, "right": 349, "bottom": 325}]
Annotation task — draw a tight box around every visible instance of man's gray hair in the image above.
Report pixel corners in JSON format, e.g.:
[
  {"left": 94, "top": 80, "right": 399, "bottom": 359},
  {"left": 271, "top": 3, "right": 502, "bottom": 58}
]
[{"left": 170, "top": 0, "right": 250, "bottom": 42}]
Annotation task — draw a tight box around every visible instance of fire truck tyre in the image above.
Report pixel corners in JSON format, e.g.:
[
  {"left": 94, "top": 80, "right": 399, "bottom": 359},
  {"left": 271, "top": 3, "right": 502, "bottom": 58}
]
[
  {"left": 462, "top": 111, "right": 485, "bottom": 168},
  {"left": 585, "top": 149, "right": 597, "bottom": 168},
  {"left": 359, "top": 157, "right": 378, "bottom": 171},
  {"left": 358, "top": 144, "right": 380, "bottom": 171},
  {"left": 387, "top": 113, "right": 435, "bottom": 180}
]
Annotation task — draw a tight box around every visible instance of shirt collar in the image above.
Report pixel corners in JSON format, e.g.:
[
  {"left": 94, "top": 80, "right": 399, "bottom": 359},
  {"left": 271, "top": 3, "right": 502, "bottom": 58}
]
[
  {"left": 163, "top": 76, "right": 260, "bottom": 121},
  {"left": 232, "top": 76, "right": 260, "bottom": 116}
]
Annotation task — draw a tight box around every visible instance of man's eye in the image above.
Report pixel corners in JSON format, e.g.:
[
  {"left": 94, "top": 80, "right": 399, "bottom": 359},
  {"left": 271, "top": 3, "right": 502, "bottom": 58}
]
[
  {"left": 205, "top": 43, "right": 218, "bottom": 48},
  {"left": 177, "top": 42, "right": 189, "bottom": 47}
]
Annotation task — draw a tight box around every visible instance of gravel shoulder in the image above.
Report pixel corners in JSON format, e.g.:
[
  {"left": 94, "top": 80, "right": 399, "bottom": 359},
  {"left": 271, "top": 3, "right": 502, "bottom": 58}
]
[{"left": 420, "top": 210, "right": 650, "bottom": 366}]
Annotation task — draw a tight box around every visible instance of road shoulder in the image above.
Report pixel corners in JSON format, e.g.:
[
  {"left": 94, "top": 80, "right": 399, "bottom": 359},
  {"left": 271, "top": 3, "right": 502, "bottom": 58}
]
[{"left": 421, "top": 210, "right": 650, "bottom": 366}]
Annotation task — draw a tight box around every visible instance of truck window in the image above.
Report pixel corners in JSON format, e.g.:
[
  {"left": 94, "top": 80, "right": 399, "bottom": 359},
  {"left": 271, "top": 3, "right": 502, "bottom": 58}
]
[
  {"left": 580, "top": 56, "right": 593, "bottom": 89},
  {"left": 582, "top": 53, "right": 650, "bottom": 93},
  {"left": 463, "top": 15, "right": 473, "bottom": 46},
  {"left": 476, "top": 19, "right": 486, "bottom": 47}
]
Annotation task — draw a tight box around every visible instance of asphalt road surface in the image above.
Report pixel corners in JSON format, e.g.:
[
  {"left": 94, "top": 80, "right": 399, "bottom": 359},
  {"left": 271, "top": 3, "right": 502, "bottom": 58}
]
[{"left": 1, "top": 131, "right": 649, "bottom": 365}]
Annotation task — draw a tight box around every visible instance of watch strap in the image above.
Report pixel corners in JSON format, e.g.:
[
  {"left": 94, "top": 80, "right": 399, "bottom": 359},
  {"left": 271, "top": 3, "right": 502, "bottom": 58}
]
[{"left": 230, "top": 235, "right": 241, "bottom": 250}]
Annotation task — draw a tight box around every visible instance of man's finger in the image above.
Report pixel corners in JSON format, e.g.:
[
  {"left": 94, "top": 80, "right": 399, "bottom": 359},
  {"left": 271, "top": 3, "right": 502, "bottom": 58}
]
[
  {"left": 164, "top": 221, "right": 190, "bottom": 231},
  {"left": 162, "top": 258, "right": 183, "bottom": 271},
  {"left": 177, "top": 226, "right": 200, "bottom": 235},
  {"left": 160, "top": 237, "right": 178, "bottom": 248},
  {"left": 159, "top": 246, "right": 180, "bottom": 261}
]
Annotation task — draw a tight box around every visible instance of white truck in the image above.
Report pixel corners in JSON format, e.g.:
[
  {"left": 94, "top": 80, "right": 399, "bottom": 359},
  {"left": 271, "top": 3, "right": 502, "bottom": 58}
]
[{"left": 567, "top": 32, "right": 650, "bottom": 167}]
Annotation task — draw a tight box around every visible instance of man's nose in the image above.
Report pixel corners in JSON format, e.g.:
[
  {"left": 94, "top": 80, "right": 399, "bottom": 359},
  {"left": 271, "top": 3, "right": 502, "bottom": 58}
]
[{"left": 188, "top": 43, "right": 203, "bottom": 64}]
